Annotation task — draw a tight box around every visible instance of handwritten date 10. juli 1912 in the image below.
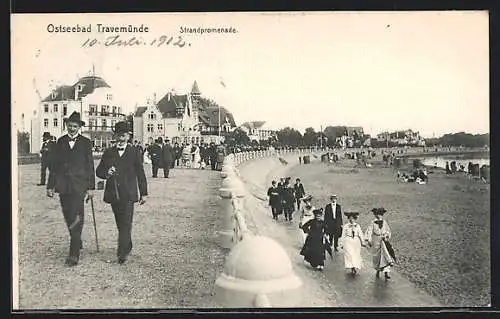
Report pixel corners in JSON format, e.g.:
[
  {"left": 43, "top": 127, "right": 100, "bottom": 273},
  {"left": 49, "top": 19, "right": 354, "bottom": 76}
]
[{"left": 81, "top": 34, "right": 191, "bottom": 48}]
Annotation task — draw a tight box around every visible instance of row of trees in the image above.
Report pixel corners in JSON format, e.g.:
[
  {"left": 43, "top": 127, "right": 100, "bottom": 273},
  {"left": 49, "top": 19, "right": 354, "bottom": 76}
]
[{"left": 424, "top": 132, "right": 489, "bottom": 148}]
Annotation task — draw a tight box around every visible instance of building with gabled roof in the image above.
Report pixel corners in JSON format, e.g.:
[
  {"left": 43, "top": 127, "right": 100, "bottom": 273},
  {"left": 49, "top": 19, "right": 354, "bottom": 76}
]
[
  {"left": 30, "top": 74, "right": 125, "bottom": 153},
  {"left": 133, "top": 81, "right": 237, "bottom": 145}
]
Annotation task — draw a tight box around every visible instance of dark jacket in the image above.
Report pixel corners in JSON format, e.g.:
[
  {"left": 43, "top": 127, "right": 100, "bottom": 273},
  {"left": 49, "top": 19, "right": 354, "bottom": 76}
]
[
  {"left": 96, "top": 144, "right": 148, "bottom": 204},
  {"left": 293, "top": 183, "right": 305, "bottom": 199},
  {"left": 267, "top": 186, "right": 281, "bottom": 207},
  {"left": 324, "top": 202, "right": 343, "bottom": 235},
  {"left": 40, "top": 140, "right": 56, "bottom": 164},
  {"left": 47, "top": 134, "right": 95, "bottom": 195},
  {"left": 161, "top": 143, "right": 175, "bottom": 165},
  {"left": 149, "top": 143, "right": 163, "bottom": 163}
]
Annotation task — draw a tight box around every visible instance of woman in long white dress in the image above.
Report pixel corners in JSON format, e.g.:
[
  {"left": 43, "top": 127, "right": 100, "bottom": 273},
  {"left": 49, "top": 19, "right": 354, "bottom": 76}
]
[
  {"left": 339, "top": 212, "right": 365, "bottom": 275},
  {"left": 182, "top": 143, "right": 192, "bottom": 167},
  {"left": 192, "top": 144, "right": 201, "bottom": 169},
  {"left": 365, "top": 207, "right": 395, "bottom": 280},
  {"left": 298, "top": 195, "right": 315, "bottom": 245}
]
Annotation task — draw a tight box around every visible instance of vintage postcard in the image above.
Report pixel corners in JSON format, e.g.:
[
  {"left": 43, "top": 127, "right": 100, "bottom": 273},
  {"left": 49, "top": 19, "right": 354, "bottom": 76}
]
[{"left": 11, "top": 11, "right": 490, "bottom": 310}]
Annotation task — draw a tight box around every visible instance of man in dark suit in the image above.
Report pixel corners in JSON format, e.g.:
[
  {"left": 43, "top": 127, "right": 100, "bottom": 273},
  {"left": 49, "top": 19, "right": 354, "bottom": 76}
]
[
  {"left": 172, "top": 142, "right": 181, "bottom": 167},
  {"left": 96, "top": 121, "right": 148, "bottom": 264},
  {"left": 149, "top": 138, "right": 163, "bottom": 178},
  {"left": 208, "top": 142, "right": 217, "bottom": 170},
  {"left": 267, "top": 180, "right": 281, "bottom": 220},
  {"left": 324, "top": 194, "right": 343, "bottom": 251},
  {"left": 161, "top": 138, "right": 175, "bottom": 178},
  {"left": 38, "top": 132, "right": 56, "bottom": 186},
  {"left": 47, "top": 112, "right": 95, "bottom": 266},
  {"left": 293, "top": 178, "right": 306, "bottom": 210}
]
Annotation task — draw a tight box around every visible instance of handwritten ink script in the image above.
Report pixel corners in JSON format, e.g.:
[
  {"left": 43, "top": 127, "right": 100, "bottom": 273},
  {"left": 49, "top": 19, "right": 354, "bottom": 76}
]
[{"left": 81, "top": 35, "right": 191, "bottom": 48}]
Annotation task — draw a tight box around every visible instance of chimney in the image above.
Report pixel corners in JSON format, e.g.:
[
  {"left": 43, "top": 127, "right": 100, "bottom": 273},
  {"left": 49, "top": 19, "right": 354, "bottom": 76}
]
[{"left": 74, "top": 84, "right": 83, "bottom": 101}]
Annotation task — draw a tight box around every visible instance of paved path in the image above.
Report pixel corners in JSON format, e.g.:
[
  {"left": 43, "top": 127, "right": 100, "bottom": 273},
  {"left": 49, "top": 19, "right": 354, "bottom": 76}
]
[
  {"left": 15, "top": 162, "right": 226, "bottom": 309},
  {"left": 237, "top": 154, "right": 442, "bottom": 307}
]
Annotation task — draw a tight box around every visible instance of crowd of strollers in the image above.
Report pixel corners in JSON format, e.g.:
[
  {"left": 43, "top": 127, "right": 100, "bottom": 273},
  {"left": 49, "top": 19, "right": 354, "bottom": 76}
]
[
  {"left": 267, "top": 178, "right": 396, "bottom": 279},
  {"left": 135, "top": 138, "right": 227, "bottom": 177}
]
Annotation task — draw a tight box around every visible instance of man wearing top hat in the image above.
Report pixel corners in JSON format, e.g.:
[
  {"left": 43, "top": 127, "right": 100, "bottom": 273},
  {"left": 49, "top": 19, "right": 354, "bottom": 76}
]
[
  {"left": 324, "top": 194, "right": 343, "bottom": 252},
  {"left": 149, "top": 137, "right": 163, "bottom": 178},
  {"left": 96, "top": 121, "right": 148, "bottom": 264},
  {"left": 161, "top": 137, "right": 175, "bottom": 178},
  {"left": 38, "top": 132, "right": 56, "bottom": 186},
  {"left": 46, "top": 112, "right": 95, "bottom": 266}
]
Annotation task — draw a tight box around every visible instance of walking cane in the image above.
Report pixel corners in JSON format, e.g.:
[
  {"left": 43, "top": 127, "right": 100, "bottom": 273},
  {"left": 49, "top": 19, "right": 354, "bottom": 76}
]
[{"left": 87, "top": 196, "right": 100, "bottom": 252}]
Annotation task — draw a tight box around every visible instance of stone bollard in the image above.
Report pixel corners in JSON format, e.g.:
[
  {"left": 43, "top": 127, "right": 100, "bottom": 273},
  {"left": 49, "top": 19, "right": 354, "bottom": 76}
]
[
  {"left": 215, "top": 235, "right": 303, "bottom": 307},
  {"left": 218, "top": 188, "right": 235, "bottom": 249},
  {"left": 221, "top": 162, "right": 234, "bottom": 179},
  {"left": 227, "top": 174, "right": 246, "bottom": 198}
]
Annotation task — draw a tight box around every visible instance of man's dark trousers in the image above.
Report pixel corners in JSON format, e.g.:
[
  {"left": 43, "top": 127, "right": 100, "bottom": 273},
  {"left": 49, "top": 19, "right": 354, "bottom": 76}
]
[
  {"left": 152, "top": 160, "right": 160, "bottom": 177},
  {"left": 59, "top": 193, "right": 85, "bottom": 257},
  {"left": 40, "top": 160, "right": 50, "bottom": 185},
  {"left": 163, "top": 163, "right": 171, "bottom": 178},
  {"left": 111, "top": 200, "right": 134, "bottom": 258}
]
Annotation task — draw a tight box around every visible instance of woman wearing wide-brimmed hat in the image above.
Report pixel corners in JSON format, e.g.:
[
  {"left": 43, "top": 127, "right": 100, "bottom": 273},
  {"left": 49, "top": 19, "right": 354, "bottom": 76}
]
[
  {"left": 339, "top": 211, "right": 365, "bottom": 275},
  {"left": 298, "top": 194, "right": 315, "bottom": 244},
  {"left": 300, "top": 208, "right": 328, "bottom": 270},
  {"left": 365, "top": 207, "right": 395, "bottom": 280}
]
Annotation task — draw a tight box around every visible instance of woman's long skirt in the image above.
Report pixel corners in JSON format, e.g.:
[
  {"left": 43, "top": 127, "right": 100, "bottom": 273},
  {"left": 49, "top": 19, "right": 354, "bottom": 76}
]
[
  {"left": 300, "top": 235, "right": 325, "bottom": 268},
  {"left": 343, "top": 237, "right": 363, "bottom": 270},
  {"left": 371, "top": 238, "right": 394, "bottom": 272}
]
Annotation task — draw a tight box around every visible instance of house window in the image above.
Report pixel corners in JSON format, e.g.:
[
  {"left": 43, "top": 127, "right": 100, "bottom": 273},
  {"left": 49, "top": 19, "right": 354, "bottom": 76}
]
[
  {"left": 147, "top": 124, "right": 154, "bottom": 132},
  {"left": 89, "top": 104, "right": 97, "bottom": 115},
  {"left": 44, "top": 104, "right": 49, "bottom": 113},
  {"left": 158, "top": 124, "right": 163, "bottom": 131},
  {"left": 177, "top": 123, "right": 182, "bottom": 131},
  {"left": 101, "top": 105, "right": 109, "bottom": 116},
  {"left": 53, "top": 118, "right": 58, "bottom": 127},
  {"left": 107, "top": 93, "right": 113, "bottom": 100},
  {"left": 53, "top": 104, "right": 58, "bottom": 112},
  {"left": 88, "top": 119, "right": 93, "bottom": 131},
  {"left": 102, "top": 119, "right": 107, "bottom": 130},
  {"left": 43, "top": 118, "right": 49, "bottom": 127},
  {"left": 63, "top": 104, "right": 67, "bottom": 116},
  {"left": 149, "top": 112, "right": 156, "bottom": 120}
]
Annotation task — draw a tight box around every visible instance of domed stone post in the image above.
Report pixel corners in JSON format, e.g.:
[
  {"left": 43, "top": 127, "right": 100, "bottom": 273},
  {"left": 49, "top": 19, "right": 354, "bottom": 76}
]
[{"left": 215, "top": 236, "right": 303, "bottom": 307}]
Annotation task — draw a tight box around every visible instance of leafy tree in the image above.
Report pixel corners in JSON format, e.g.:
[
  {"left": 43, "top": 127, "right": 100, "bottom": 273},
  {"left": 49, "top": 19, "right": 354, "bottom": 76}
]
[
  {"left": 224, "top": 128, "right": 251, "bottom": 148},
  {"left": 302, "top": 127, "right": 318, "bottom": 147},
  {"left": 276, "top": 127, "right": 303, "bottom": 147},
  {"left": 18, "top": 131, "right": 30, "bottom": 155}
]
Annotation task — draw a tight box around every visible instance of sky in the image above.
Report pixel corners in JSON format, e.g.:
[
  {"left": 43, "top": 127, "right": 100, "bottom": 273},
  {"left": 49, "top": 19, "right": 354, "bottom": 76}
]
[{"left": 11, "top": 11, "right": 489, "bottom": 138}]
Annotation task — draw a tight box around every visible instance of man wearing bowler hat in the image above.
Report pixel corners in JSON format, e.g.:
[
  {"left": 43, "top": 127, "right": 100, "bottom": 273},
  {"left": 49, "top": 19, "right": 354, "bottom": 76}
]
[
  {"left": 96, "top": 121, "right": 148, "bottom": 264},
  {"left": 38, "top": 132, "right": 56, "bottom": 186},
  {"left": 161, "top": 138, "right": 175, "bottom": 178},
  {"left": 47, "top": 111, "right": 95, "bottom": 266},
  {"left": 324, "top": 194, "right": 343, "bottom": 252}
]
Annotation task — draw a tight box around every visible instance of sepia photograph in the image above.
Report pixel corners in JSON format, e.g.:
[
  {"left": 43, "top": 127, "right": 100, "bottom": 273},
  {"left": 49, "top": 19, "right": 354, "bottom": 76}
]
[{"left": 11, "top": 11, "right": 490, "bottom": 309}]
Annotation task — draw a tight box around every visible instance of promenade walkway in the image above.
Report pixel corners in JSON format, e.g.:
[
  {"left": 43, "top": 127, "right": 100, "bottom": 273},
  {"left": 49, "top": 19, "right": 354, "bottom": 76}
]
[
  {"left": 236, "top": 154, "right": 442, "bottom": 307},
  {"left": 15, "top": 161, "right": 226, "bottom": 309}
]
